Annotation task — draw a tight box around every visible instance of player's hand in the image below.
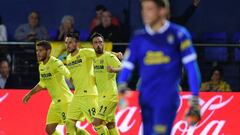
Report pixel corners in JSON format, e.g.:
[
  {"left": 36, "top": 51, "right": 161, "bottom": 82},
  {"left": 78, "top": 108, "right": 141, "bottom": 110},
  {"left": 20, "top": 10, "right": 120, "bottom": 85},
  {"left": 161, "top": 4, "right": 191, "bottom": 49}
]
[
  {"left": 116, "top": 52, "right": 123, "bottom": 60},
  {"left": 118, "top": 83, "right": 130, "bottom": 94},
  {"left": 185, "top": 96, "right": 201, "bottom": 125},
  {"left": 22, "top": 94, "right": 32, "bottom": 104},
  {"left": 107, "top": 66, "right": 115, "bottom": 73}
]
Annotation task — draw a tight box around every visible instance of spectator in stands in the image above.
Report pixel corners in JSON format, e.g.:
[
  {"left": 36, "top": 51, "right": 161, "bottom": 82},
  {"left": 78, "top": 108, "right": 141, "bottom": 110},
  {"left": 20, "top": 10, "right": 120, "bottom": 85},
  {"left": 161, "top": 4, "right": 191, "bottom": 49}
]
[
  {"left": 90, "top": 4, "right": 120, "bottom": 31},
  {"left": 0, "top": 59, "right": 20, "bottom": 89},
  {"left": 56, "top": 15, "right": 78, "bottom": 41},
  {"left": 201, "top": 67, "right": 231, "bottom": 92},
  {"left": 170, "top": 0, "right": 201, "bottom": 25},
  {"left": 14, "top": 11, "right": 49, "bottom": 41},
  {"left": 0, "top": 16, "right": 7, "bottom": 41},
  {"left": 90, "top": 10, "right": 122, "bottom": 42}
]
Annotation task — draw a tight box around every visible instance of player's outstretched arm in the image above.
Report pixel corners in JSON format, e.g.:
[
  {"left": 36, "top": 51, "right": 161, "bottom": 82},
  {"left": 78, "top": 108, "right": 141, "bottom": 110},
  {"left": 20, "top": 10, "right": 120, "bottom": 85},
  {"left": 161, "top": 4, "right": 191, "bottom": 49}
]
[
  {"left": 22, "top": 84, "right": 44, "bottom": 104},
  {"left": 184, "top": 60, "right": 201, "bottom": 125},
  {"left": 111, "top": 52, "right": 123, "bottom": 60},
  {"left": 107, "top": 66, "right": 121, "bottom": 73}
]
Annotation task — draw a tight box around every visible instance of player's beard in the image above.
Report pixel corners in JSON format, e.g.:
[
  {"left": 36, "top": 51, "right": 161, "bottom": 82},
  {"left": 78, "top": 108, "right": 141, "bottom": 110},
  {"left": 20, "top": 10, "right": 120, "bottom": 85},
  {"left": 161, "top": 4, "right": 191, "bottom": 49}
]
[
  {"left": 68, "top": 48, "right": 76, "bottom": 54},
  {"left": 95, "top": 47, "right": 103, "bottom": 54},
  {"left": 37, "top": 54, "right": 47, "bottom": 62}
]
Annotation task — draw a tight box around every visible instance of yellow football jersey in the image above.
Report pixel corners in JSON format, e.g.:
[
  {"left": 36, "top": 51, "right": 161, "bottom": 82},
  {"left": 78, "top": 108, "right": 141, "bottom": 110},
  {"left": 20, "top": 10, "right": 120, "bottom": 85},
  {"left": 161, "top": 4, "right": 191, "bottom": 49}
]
[
  {"left": 38, "top": 56, "right": 73, "bottom": 103},
  {"left": 94, "top": 51, "right": 121, "bottom": 98},
  {"left": 66, "top": 48, "right": 98, "bottom": 96}
]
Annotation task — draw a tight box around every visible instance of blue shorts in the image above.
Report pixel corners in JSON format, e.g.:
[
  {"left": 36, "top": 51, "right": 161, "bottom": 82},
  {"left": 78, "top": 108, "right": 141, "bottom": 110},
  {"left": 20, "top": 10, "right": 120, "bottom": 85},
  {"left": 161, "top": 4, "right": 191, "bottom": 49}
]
[{"left": 139, "top": 93, "right": 180, "bottom": 135}]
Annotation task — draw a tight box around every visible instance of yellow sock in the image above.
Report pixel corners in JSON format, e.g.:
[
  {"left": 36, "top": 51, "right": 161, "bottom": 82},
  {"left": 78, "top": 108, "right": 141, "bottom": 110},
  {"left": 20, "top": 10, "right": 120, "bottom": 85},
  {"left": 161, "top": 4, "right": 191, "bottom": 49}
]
[
  {"left": 108, "top": 127, "right": 120, "bottom": 135},
  {"left": 66, "top": 119, "right": 76, "bottom": 135},
  {"left": 51, "top": 130, "right": 61, "bottom": 135},
  {"left": 94, "top": 125, "right": 108, "bottom": 135},
  {"left": 76, "top": 128, "right": 91, "bottom": 135}
]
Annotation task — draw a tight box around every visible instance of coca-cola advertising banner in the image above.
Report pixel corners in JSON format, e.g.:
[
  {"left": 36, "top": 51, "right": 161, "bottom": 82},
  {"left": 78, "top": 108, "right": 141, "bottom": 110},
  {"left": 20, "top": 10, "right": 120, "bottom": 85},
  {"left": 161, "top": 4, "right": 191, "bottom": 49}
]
[{"left": 0, "top": 90, "right": 239, "bottom": 135}]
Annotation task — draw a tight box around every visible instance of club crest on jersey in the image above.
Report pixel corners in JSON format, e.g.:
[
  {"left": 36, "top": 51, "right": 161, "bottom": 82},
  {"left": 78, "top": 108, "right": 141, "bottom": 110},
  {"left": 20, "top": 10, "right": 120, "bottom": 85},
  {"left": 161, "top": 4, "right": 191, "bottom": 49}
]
[
  {"left": 167, "top": 34, "right": 175, "bottom": 44},
  {"left": 144, "top": 51, "right": 170, "bottom": 65}
]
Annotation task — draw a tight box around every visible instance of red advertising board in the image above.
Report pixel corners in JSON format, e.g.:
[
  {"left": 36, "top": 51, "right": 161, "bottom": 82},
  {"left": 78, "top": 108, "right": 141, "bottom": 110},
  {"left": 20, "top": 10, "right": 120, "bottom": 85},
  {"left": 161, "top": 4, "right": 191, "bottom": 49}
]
[{"left": 0, "top": 90, "right": 239, "bottom": 135}]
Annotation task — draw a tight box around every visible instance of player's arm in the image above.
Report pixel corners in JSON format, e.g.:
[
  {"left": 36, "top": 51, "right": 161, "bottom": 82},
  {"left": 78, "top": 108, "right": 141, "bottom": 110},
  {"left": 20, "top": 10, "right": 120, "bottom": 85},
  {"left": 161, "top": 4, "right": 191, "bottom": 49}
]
[
  {"left": 179, "top": 28, "right": 201, "bottom": 125},
  {"left": 117, "top": 36, "right": 139, "bottom": 92},
  {"left": 107, "top": 54, "right": 122, "bottom": 73},
  {"left": 81, "top": 48, "right": 97, "bottom": 58},
  {"left": 111, "top": 52, "right": 123, "bottom": 60},
  {"left": 54, "top": 59, "right": 71, "bottom": 79},
  {"left": 22, "top": 84, "right": 44, "bottom": 104}
]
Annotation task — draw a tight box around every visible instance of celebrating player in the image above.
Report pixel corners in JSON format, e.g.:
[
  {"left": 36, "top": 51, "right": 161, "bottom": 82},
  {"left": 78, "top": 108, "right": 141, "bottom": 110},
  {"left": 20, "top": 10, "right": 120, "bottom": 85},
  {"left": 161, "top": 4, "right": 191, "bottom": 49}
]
[
  {"left": 91, "top": 33, "right": 121, "bottom": 135},
  {"left": 22, "top": 40, "right": 73, "bottom": 135},
  {"left": 118, "top": 0, "right": 201, "bottom": 134},
  {"left": 65, "top": 32, "right": 109, "bottom": 135}
]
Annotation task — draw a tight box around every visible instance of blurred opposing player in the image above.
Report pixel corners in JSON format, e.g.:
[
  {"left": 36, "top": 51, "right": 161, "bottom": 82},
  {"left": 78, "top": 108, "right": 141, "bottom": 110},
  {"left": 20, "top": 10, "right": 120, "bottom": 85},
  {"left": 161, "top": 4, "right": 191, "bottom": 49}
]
[
  {"left": 118, "top": 0, "right": 201, "bottom": 134},
  {"left": 91, "top": 33, "right": 121, "bottom": 135},
  {"left": 65, "top": 33, "right": 109, "bottom": 135},
  {"left": 22, "top": 41, "right": 73, "bottom": 135}
]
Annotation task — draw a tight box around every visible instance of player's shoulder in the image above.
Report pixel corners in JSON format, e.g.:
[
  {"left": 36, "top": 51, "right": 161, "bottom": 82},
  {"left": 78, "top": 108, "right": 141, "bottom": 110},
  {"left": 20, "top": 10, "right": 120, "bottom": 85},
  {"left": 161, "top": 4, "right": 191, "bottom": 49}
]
[
  {"left": 50, "top": 56, "right": 62, "bottom": 64},
  {"left": 80, "top": 48, "right": 94, "bottom": 52},
  {"left": 133, "top": 28, "right": 148, "bottom": 38},
  {"left": 104, "top": 51, "right": 115, "bottom": 58},
  {"left": 168, "top": 22, "right": 191, "bottom": 38}
]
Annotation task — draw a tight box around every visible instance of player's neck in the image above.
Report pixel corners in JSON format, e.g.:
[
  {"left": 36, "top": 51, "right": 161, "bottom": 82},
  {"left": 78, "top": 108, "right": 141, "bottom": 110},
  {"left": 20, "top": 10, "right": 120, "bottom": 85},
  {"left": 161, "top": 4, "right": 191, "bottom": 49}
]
[
  {"left": 96, "top": 52, "right": 103, "bottom": 57},
  {"left": 43, "top": 56, "right": 50, "bottom": 65},
  {"left": 150, "top": 19, "right": 166, "bottom": 32},
  {"left": 71, "top": 48, "right": 79, "bottom": 56}
]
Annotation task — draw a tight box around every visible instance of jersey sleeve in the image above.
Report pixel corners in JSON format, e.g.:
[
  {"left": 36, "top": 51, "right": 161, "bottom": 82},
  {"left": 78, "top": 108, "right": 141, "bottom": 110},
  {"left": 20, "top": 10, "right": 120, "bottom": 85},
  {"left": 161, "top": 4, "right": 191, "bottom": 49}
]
[
  {"left": 53, "top": 59, "right": 71, "bottom": 79},
  {"left": 81, "top": 48, "right": 96, "bottom": 58},
  {"left": 118, "top": 36, "right": 139, "bottom": 84},
  {"left": 107, "top": 54, "right": 121, "bottom": 68},
  {"left": 178, "top": 27, "right": 201, "bottom": 96}
]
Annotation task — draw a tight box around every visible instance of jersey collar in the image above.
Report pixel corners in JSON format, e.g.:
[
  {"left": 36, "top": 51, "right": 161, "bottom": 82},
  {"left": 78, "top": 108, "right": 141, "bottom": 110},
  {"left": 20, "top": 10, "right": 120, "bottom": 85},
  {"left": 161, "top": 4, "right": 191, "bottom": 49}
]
[{"left": 145, "top": 20, "right": 170, "bottom": 35}]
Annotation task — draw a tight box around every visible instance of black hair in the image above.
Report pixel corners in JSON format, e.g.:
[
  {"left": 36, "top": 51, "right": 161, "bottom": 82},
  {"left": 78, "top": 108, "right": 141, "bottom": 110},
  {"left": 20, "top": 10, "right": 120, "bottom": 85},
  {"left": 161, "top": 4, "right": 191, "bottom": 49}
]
[
  {"left": 65, "top": 32, "right": 79, "bottom": 41},
  {"left": 140, "top": 0, "right": 168, "bottom": 8},
  {"left": 0, "top": 59, "right": 9, "bottom": 65},
  {"left": 95, "top": 4, "right": 107, "bottom": 11},
  {"left": 90, "top": 32, "right": 104, "bottom": 42},
  {"left": 36, "top": 40, "right": 52, "bottom": 50}
]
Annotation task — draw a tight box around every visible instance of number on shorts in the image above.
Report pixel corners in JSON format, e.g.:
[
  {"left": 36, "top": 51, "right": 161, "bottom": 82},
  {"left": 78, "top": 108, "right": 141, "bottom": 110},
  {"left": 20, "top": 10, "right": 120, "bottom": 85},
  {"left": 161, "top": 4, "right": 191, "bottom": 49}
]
[
  {"left": 99, "top": 105, "right": 107, "bottom": 113},
  {"left": 61, "top": 112, "right": 66, "bottom": 120},
  {"left": 88, "top": 108, "right": 96, "bottom": 116}
]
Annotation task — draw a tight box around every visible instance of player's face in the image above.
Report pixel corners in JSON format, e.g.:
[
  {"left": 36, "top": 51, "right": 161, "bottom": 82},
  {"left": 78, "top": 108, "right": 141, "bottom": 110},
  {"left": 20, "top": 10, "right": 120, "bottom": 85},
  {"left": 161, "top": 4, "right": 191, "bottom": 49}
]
[
  {"left": 141, "top": 1, "right": 167, "bottom": 25},
  {"left": 141, "top": 1, "right": 159, "bottom": 25},
  {"left": 36, "top": 46, "right": 49, "bottom": 62},
  {"left": 65, "top": 37, "right": 78, "bottom": 53},
  {"left": 92, "top": 36, "right": 104, "bottom": 54}
]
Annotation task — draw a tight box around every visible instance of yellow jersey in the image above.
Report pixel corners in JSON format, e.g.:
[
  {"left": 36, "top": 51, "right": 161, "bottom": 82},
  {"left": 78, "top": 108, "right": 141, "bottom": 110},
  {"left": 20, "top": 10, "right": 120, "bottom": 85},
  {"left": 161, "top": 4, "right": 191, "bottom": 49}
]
[
  {"left": 66, "top": 48, "right": 98, "bottom": 96},
  {"left": 94, "top": 51, "right": 121, "bottom": 97},
  {"left": 38, "top": 56, "right": 73, "bottom": 103}
]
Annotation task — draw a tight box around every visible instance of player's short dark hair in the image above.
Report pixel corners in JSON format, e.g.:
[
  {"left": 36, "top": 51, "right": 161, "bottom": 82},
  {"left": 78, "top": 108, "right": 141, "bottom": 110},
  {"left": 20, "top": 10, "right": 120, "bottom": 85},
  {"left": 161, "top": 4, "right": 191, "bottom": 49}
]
[
  {"left": 90, "top": 32, "right": 104, "bottom": 42},
  {"left": 65, "top": 32, "right": 79, "bottom": 42},
  {"left": 96, "top": 4, "right": 107, "bottom": 11},
  {"left": 140, "top": 0, "right": 169, "bottom": 8},
  {"left": 0, "top": 59, "right": 9, "bottom": 65},
  {"left": 36, "top": 40, "right": 51, "bottom": 50}
]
